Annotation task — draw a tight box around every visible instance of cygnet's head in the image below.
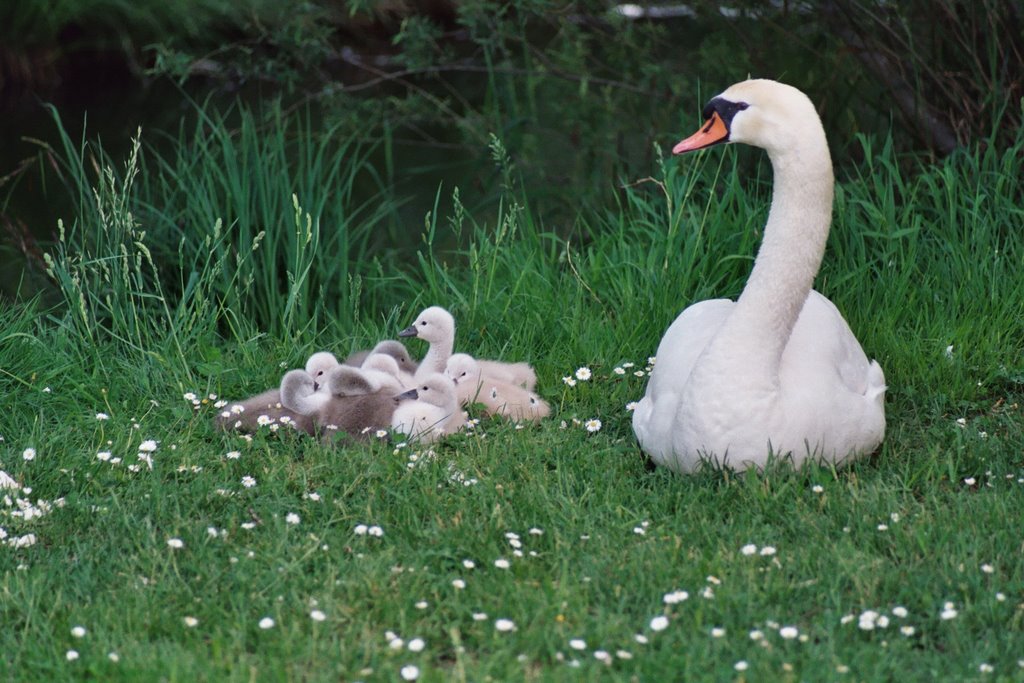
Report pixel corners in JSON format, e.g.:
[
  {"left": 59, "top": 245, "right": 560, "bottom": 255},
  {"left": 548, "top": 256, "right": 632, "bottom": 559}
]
[
  {"left": 326, "top": 366, "right": 377, "bottom": 397},
  {"left": 305, "top": 351, "right": 340, "bottom": 391},
  {"left": 280, "top": 369, "right": 324, "bottom": 415},
  {"left": 398, "top": 306, "right": 455, "bottom": 345},
  {"left": 363, "top": 352, "right": 401, "bottom": 378},
  {"left": 445, "top": 353, "right": 480, "bottom": 385},
  {"left": 672, "top": 79, "right": 823, "bottom": 157},
  {"left": 371, "top": 340, "right": 418, "bottom": 373},
  {"left": 396, "top": 373, "right": 455, "bottom": 408}
]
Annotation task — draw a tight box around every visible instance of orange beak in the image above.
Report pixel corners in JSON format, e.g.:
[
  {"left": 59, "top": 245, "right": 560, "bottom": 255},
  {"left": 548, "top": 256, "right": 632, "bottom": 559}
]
[{"left": 672, "top": 111, "right": 729, "bottom": 154}]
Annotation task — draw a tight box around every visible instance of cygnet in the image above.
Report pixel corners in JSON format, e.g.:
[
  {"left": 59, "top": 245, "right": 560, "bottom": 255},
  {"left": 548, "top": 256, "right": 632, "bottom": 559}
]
[
  {"left": 398, "top": 306, "right": 455, "bottom": 379},
  {"left": 391, "top": 373, "right": 464, "bottom": 443},
  {"left": 447, "top": 354, "right": 549, "bottom": 422}
]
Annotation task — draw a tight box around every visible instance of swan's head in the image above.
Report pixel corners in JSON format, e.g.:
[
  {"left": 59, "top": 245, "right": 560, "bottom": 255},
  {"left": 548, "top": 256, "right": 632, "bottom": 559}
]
[
  {"left": 305, "top": 351, "right": 340, "bottom": 391},
  {"left": 673, "top": 79, "right": 822, "bottom": 157},
  {"left": 399, "top": 306, "right": 455, "bottom": 345},
  {"left": 371, "top": 340, "right": 418, "bottom": 373},
  {"left": 397, "top": 373, "right": 456, "bottom": 408},
  {"left": 445, "top": 353, "right": 480, "bottom": 385}
]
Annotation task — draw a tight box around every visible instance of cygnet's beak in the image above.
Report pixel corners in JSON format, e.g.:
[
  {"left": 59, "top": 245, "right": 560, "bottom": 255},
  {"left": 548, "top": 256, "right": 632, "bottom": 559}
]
[
  {"left": 398, "top": 325, "right": 418, "bottom": 338},
  {"left": 395, "top": 388, "right": 418, "bottom": 402},
  {"left": 312, "top": 381, "right": 321, "bottom": 392}
]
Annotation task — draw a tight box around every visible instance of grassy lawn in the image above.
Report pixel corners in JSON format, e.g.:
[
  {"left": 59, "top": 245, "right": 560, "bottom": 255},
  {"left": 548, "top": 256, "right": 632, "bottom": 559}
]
[{"left": 1, "top": 111, "right": 1023, "bottom": 681}]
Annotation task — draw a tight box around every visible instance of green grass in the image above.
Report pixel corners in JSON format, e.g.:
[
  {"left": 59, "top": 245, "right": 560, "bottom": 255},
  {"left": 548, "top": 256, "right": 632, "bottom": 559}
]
[{"left": 2, "top": 107, "right": 1024, "bottom": 681}]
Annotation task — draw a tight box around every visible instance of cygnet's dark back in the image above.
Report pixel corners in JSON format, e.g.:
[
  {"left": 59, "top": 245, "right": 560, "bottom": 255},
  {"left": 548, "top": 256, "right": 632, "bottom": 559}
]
[{"left": 318, "top": 391, "right": 399, "bottom": 445}]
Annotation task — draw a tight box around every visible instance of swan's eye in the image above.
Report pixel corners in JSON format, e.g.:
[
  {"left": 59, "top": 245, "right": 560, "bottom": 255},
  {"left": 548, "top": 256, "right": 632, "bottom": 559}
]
[{"left": 420, "top": 321, "right": 427, "bottom": 326}]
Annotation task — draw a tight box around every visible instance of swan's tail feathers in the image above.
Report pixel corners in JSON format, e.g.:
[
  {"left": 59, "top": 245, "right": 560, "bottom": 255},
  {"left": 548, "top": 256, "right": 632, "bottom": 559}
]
[{"left": 865, "top": 360, "right": 886, "bottom": 404}]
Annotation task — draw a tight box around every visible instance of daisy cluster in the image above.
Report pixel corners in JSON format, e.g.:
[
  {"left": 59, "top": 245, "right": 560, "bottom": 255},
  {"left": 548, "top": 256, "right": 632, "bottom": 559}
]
[
  {"left": 557, "top": 358, "right": 656, "bottom": 436},
  {"left": 1, "top": 453, "right": 66, "bottom": 549}
]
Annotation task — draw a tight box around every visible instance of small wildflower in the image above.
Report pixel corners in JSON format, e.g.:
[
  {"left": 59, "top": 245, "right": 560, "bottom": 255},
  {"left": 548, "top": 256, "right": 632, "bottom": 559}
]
[
  {"left": 95, "top": 412, "right": 110, "bottom": 420},
  {"left": 183, "top": 616, "right": 199, "bottom": 628},
  {"left": 408, "top": 637, "right": 425, "bottom": 652},
  {"left": 575, "top": 367, "right": 592, "bottom": 381},
  {"left": 71, "top": 626, "right": 87, "bottom": 638},
  {"left": 812, "top": 485, "right": 824, "bottom": 493},
  {"left": 626, "top": 401, "right": 639, "bottom": 411},
  {"left": 225, "top": 450, "right": 241, "bottom": 460},
  {"left": 613, "top": 367, "right": 626, "bottom": 375},
  {"left": 184, "top": 392, "right": 197, "bottom": 401},
  {"left": 779, "top": 626, "right": 799, "bottom": 639},
  {"left": 66, "top": 650, "right": 79, "bottom": 661},
  {"left": 22, "top": 448, "right": 36, "bottom": 461},
  {"left": 741, "top": 544, "right": 758, "bottom": 555},
  {"left": 711, "top": 627, "right": 726, "bottom": 638},
  {"left": 494, "top": 618, "right": 516, "bottom": 632},
  {"left": 562, "top": 376, "right": 577, "bottom": 387},
  {"left": 354, "top": 524, "right": 368, "bottom": 535},
  {"left": 258, "top": 617, "right": 275, "bottom": 629},
  {"left": 494, "top": 558, "right": 511, "bottom": 569},
  {"left": 979, "top": 663, "right": 994, "bottom": 674},
  {"left": 940, "top": 603, "right": 958, "bottom": 620},
  {"left": 892, "top": 606, "right": 908, "bottom": 618},
  {"left": 584, "top": 419, "right": 602, "bottom": 433},
  {"left": 368, "top": 525, "right": 384, "bottom": 537},
  {"left": 749, "top": 629, "right": 764, "bottom": 641},
  {"left": 167, "top": 538, "right": 185, "bottom": 549},
  {"left": 285, "top": 513, "right": 300, "bottom": 525},
  {"left": 472, "top": 612, "right": 488, "bottom": 621},
  {"left": 241, "top": 476, "right": 257, "bottom": 488},
  {"left": 981, "top": 563, "right": 994, "bottom": 574},
  {"left": 400, "top": 665, "right": 420, "bottom": 681},
  {"left": 877, "top": 524, "right": 889, "bottom": 531},
  {"left": 649, "top": 616, "right": 669, "bottom": 631},
  {"left": 759, "top": 546, "right": 777, "bottom": 556},
  {"left": 97, "top": 451, "right": 112, "bottom": 462},
  {"left": 415, "top": 601, "right": 428, "bottom": 609},
  {"left": 964, "top": 477, "right": 976, "bottom": 486},
  {"left": 138, "top": 440, "right": 158, "bottom": 452},
  {"left": 900, "top": 626, "right": 915, "bottom": 636},
  {"left": 452, "top": 579, "right": 466, "bottom": 590},
  {"left": 108, "top": 652, "right": 120, "bottom": 663},
  {"left": 310, "top": 609, "right": 326, "bottom": 622},
  {"left": 569, "top": 639, "right": 587, "bottom": 650},
  {"left": 735, "top": 661, "right": 749, "bottom": 672},
  {"left": 462, "top": 559, "right": 476, "bottom": 569},
  {"left": 257, "top": 415, "right": 272, "bottom": 426},
  {"left": 663, "top": 590, "right": 688, "bottom": 604}
]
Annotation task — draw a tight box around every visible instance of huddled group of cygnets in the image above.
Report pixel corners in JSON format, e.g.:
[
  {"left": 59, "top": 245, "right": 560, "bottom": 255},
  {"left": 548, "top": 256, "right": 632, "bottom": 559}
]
[{"left": 216, "top": 306, "right": 549, "bottom": 445}]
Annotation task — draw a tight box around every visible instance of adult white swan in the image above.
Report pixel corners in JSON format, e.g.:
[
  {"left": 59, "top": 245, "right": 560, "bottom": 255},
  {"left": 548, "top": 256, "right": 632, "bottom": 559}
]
[{"left": 632, "top": 79, "right": 886, "bottom": 473}]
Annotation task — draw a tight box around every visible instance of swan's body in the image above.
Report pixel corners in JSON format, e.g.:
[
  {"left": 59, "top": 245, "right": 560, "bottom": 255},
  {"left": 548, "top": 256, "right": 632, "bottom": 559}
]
[
  {"left": 632, "top": 79, "right": 885, "bottom": 473},
  {"left": 447, "top": 353, "right": 549, "bottom": 421},
  {"left": 281, "top": 366, "right": 398, "bottom": 444},
  {"left": 391, "top": 373, "right": 464, "bottom": 443}
]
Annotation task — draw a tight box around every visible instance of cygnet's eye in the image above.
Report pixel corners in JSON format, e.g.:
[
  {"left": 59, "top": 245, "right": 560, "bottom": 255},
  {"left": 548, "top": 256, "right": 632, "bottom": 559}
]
[
  {"left": 529, "top": 397, "right": 537, "bottom": 405},
  {"left": 420, "top": 320, "right": 427, "bottom": 326},
  {"left": 490, "top": 388, "right": 498, "bottom": 399}
]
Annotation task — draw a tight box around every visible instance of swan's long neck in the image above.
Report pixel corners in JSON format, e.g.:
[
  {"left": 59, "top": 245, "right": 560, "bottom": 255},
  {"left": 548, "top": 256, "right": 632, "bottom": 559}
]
[
  {"left": 417, "top": 336, "right": 453, "bottom": 379},
  {"left": 717, "top": 134, "right": 834, "bottom": 379}
]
